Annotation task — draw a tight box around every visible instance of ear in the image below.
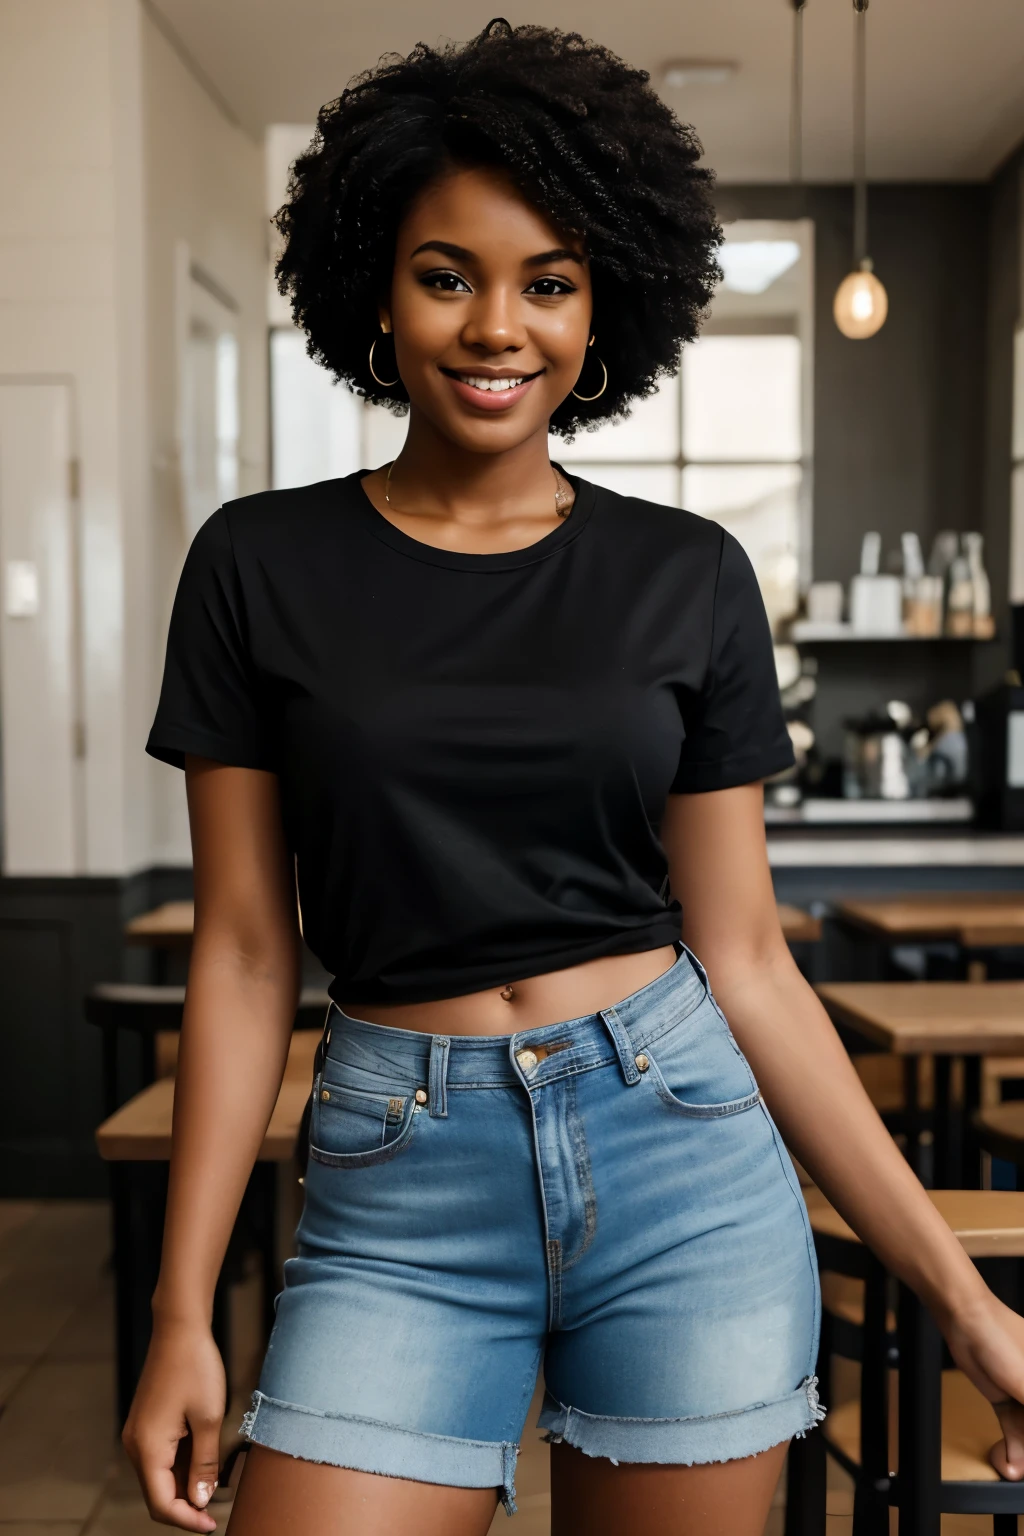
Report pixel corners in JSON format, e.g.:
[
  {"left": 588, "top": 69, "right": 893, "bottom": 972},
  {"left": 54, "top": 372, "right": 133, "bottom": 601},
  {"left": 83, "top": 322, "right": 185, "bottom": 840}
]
[{"left": 378, "top": 307, "right": 393, "bottom": 335}]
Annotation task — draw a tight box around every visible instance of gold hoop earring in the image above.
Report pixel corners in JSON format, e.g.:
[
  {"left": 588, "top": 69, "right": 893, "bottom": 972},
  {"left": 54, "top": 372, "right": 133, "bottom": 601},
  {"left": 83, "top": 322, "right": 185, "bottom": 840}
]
[
  {"left": 369, "top": 335, "right": 399, "bottom": 388},
  {"left": 571, "top": 353, "right": 607, "bottom": 402}
]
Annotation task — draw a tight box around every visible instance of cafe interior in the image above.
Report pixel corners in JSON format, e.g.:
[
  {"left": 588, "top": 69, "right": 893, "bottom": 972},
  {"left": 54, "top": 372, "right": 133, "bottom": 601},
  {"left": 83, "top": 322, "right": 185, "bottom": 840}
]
[{"left": 2, "top": 0, "right": 1024, "bottom": 1532}]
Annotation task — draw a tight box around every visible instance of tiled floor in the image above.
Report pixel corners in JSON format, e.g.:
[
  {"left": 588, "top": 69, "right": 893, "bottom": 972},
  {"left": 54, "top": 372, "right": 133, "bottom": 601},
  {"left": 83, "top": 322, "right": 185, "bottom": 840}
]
[{"left": 0, "top": 1201, "right": 1007, "bottom": 1534}]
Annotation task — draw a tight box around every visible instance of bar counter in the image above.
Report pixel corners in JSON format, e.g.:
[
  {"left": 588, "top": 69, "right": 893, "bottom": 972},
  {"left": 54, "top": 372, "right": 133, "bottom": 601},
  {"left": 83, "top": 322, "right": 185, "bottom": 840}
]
[{"left": 767, "top": 828, "right": 1024, "bottom": 910}]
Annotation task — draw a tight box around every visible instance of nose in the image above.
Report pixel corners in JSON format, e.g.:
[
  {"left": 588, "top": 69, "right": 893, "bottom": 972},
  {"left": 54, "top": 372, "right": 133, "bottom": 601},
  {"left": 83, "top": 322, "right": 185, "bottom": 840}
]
[{"left": 460, "top": 283, "right": 526, "bottom": 356}]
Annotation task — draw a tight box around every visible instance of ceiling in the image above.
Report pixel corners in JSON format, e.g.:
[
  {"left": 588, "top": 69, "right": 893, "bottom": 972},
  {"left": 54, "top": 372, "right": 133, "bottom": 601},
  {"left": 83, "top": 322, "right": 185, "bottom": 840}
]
[{"left": 148, "top": 0, "right": 1024, "bottom": 183}]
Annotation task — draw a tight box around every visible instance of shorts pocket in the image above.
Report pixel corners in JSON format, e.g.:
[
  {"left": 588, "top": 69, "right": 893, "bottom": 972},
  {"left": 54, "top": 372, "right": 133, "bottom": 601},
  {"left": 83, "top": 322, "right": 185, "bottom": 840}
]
[
  {"left": 644, "top": 996, "right": 761, "bottom": 1119},
  {"left": 309, "top": 1078, "right": 418, "bottom": 1168}
]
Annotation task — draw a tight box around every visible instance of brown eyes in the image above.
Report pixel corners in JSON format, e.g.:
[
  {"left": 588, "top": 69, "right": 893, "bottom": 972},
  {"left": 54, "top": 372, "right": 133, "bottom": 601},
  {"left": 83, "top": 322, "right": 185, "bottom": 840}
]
[
  {"left": 420, "top": 270, "right": 471, "bottom": 292},
  {"left": 417, "top": 270, "right": 577, "bottom": 297}
]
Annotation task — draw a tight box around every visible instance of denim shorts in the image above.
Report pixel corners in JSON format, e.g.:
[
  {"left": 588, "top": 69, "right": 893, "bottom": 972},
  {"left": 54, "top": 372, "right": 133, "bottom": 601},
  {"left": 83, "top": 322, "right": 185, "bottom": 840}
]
[{"left": 242, "top": 944, "right": 823, "bottom": 1514}]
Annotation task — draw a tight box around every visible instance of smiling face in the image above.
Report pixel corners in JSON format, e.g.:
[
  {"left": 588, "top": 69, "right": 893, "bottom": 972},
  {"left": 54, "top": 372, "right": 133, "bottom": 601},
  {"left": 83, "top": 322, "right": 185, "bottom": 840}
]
[{"left": 380, "top": 165, "right": 593, "bottom": 455}]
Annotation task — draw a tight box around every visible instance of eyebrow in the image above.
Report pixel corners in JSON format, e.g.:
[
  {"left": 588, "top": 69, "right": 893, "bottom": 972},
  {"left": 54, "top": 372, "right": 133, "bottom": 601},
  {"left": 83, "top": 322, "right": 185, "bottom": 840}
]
[{"left": 409, "top": 240, "right": 586, "bottom": 267}]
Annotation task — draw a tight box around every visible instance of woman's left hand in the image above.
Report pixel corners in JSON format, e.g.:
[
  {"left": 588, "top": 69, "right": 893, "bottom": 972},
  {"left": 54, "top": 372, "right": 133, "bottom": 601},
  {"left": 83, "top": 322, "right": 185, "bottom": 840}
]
[{"left": 943, "top": 1289, "right": 1024, "bottom": 1478}]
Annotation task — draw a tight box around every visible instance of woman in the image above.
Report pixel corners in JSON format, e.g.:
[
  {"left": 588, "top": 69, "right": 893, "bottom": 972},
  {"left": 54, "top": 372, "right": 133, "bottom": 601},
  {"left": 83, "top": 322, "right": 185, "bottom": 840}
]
[{"left": 127, "top": 20, "right": 1024, "bottom": 1536}]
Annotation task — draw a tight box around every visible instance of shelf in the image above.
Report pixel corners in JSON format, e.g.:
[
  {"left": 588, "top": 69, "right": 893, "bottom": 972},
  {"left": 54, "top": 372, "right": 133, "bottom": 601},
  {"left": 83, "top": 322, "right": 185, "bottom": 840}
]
[{"left": 788, "top": 621, "right": 991, "bottom": 643}]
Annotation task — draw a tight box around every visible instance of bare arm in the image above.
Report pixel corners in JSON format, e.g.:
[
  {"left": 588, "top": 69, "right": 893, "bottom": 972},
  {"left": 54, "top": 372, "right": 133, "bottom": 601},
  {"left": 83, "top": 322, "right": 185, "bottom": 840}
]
[
  {"left": 123, "top": 758, "right": 302, "bottom": 1529},
  {"left": 662, "top": 783, "right": 1024, "bottom": 1477}
]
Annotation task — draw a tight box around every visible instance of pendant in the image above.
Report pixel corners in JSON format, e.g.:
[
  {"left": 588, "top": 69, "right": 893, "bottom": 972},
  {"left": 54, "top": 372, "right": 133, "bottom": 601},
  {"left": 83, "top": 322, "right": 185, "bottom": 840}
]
[{"left": 500, "top": 983, "right": 515, "bottom": 1001}]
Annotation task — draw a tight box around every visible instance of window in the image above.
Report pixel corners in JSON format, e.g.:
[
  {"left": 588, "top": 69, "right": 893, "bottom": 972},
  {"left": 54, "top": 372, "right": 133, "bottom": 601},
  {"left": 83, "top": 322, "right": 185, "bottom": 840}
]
[
  {"left": 557, "top": 219, "right": 814, "bottom": 635},
  {"left": 269, "top": 328, "right": 405, "bottom": 490},
  {"left": 181, "top": 267, "right": 241, "bottom": 539}
]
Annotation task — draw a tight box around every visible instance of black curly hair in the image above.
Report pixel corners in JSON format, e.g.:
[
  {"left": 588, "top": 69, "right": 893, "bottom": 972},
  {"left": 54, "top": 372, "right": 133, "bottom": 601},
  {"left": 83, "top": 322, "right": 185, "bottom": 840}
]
[{"left": 274, "top": 18, "right": 722, "bottom": 438}]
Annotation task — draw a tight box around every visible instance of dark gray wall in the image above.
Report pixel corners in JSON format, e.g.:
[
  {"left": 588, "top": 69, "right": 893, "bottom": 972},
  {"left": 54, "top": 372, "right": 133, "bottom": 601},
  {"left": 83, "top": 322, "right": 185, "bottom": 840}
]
[
  {"left": 717, "top": 180, "right": 1008, "bottom": 756},
  {"left": 717, "top": 182, "right": 990, "bottom": 582},
  {"left": 0, "top": 867, "right": 193, "bottom": 1196},
  {"left": 976, "top": 143, "right": 1022, "bottom": 695}
]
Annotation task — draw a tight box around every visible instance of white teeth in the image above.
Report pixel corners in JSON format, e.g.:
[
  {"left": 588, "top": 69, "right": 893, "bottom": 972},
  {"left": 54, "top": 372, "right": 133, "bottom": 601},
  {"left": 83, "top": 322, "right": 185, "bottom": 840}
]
[{"left": 462, "top": 375, "right": 524, "bottom": 391}]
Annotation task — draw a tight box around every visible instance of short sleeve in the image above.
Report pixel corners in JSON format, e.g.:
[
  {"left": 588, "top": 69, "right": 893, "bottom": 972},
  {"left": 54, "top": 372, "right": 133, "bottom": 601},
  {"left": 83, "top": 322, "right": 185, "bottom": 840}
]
[
  {"left": 146, "top": 509, "right": 276, "bottom": 772},
  {"left": 671, "top": 531, "right": 795, "bottom": 794}
]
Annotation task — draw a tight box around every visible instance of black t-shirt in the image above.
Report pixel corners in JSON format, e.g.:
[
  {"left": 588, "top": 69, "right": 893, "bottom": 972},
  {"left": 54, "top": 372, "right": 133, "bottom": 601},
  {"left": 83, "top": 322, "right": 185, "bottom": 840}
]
[{"left": 147, "top": 468, "right": 793, "bottom": 1004}]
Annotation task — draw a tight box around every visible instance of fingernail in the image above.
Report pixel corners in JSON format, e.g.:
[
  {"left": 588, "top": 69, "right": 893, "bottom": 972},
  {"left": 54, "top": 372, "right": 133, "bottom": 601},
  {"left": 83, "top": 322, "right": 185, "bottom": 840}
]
[{"left": 195, "top": 1481, "right": 217, "bottom": 1507}]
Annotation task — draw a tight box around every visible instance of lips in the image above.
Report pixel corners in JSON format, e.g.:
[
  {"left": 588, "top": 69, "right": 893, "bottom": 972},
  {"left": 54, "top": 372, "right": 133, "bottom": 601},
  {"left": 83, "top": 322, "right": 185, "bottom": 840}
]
[{"left": 440, "top": 366, "right": 542, "bottom": 413}]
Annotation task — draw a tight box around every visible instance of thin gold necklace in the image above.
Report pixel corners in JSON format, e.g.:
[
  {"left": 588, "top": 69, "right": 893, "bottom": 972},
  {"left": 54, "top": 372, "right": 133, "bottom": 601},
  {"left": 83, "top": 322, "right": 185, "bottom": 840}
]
[{"left": 384, "top": 459, "right": 575, "bottom": 518}]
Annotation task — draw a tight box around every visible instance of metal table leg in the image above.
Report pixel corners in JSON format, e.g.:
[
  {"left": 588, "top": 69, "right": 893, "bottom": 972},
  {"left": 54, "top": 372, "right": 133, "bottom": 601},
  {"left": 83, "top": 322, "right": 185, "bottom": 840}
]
[
  {"left": 111, "top": 1161, "right": 168, "bottom": 1426},
  {"left": 896, "top": 1283, "right": 943, "bottom": 1536}
]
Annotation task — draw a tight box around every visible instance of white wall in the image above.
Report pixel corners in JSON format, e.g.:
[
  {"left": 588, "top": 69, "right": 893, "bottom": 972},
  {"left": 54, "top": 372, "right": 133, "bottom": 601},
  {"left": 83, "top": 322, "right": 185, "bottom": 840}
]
[
  {"left": 0, "top": 0, "right": 139, "bottom": 873},
  {"left": 142, "top": 5, "right": 268, "bottom": 865},
  {"left": 0, "top": 0, "right": 267, "bottom": 873}
]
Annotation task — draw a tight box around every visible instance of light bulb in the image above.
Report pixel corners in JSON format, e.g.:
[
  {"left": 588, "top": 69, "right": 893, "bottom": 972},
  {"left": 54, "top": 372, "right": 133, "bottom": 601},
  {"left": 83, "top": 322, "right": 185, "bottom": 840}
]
[{"left": 833, "top": 260, "right": 888, "bottom": 339}]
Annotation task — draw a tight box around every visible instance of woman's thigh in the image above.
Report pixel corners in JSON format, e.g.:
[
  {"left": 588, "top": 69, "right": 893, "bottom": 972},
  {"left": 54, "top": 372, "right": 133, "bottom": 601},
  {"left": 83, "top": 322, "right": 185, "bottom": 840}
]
[
  {"left": 226, "top": 1446, "right": 499, "bottom": 1536},
  {"left": 549, "top": 1438, "right": 789, "bottom": 1536}
]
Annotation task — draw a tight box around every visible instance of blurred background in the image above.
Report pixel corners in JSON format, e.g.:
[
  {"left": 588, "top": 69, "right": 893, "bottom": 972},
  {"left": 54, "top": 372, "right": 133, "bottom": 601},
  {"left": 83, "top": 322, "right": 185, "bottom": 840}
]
[{"left": 2, "top": 3, "right": 1024, "bottom": 1533}]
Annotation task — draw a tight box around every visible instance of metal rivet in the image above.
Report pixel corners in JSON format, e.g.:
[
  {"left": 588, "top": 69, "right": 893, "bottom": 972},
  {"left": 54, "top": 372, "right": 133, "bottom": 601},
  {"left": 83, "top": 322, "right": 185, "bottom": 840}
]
[
  {"left": 634, "top": 1053, "right": 650, "bottom": 1073},
  {"left": 320, "top": 1088, "right": 331, "bottom": 1101},
  {"left": 415, "top": 1088, "right": 428, "bottom": 1105},
  {"left": 516, "top": 1049, "right": 538, "bottom": 1072}
]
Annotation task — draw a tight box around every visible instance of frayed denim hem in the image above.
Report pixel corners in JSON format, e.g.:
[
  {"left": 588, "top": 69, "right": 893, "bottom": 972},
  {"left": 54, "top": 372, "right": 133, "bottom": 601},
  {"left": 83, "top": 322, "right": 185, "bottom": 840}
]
[
  {"left": 240, "top": 1389, "right": 520, "bottom": 1515},
  {"left": 537, "top": 1375, "right": 827, "bottom": 1466}
]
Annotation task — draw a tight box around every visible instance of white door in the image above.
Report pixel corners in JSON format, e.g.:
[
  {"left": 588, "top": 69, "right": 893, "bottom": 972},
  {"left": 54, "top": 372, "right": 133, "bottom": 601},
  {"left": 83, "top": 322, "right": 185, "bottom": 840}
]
[{"left": 0, "top": 382, "right": 80, "bottom": 874}]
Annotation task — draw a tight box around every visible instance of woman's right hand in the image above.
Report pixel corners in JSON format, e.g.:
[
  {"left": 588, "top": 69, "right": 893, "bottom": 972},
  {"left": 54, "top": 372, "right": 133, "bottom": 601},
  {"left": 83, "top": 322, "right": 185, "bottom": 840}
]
[{"left": 122, "top": 1319, "right": 227, "bottom": 1531}]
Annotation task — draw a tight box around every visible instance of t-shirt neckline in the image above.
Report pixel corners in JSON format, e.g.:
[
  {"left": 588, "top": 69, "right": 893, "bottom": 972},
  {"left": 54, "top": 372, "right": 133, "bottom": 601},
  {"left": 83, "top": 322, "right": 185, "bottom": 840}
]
[{"left": 350, "top": 462, "right": 595, "bottom": 572}]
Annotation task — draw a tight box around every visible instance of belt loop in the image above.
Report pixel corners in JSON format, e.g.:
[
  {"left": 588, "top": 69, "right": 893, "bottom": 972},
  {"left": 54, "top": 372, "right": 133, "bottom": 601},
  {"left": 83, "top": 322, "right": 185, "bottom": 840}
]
[
  {"left": 680, "top": 942, "right": 710, "bottom": 995},
  {"left": 598, "top": 1006, "right": 640, "bottom": 1085},
  {"left": 428, "top": 1035, "right": 450, "bottom": 1118},
  {"left": 313, "top": 1001, "right": 333, "bottom": 1081}
]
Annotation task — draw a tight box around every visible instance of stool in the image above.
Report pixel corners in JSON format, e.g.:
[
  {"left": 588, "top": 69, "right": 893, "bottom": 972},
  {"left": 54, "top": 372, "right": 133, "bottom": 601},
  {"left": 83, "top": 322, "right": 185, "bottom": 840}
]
[
  {"left": 92, "top": 1012, "right": 324, "bottom": 1425},
  {"left": 787, "top": 1190, "right": 1024, "bottom": 1536},
  {"left": 85, "top": 983, "right": 331, "bottom": 1115}
]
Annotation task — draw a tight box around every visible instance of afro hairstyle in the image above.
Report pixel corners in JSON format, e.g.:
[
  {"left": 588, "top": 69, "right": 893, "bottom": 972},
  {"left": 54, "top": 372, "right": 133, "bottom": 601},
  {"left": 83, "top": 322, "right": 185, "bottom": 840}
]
[{"left": 273, "top": 18, "right": 722, "bottom": 438}]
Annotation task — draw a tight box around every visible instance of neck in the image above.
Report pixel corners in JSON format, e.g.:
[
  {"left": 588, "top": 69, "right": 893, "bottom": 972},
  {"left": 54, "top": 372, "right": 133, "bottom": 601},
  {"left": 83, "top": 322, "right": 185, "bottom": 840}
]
[{"left": 388, "top": 412, "right": 560, "bottom": 520}]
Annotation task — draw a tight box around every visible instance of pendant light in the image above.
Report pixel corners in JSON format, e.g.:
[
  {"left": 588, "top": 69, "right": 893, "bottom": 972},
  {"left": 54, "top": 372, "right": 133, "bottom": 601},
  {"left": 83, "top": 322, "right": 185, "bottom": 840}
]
[{"left": 833, "top": 0, "right": 888, "bottom": 339}]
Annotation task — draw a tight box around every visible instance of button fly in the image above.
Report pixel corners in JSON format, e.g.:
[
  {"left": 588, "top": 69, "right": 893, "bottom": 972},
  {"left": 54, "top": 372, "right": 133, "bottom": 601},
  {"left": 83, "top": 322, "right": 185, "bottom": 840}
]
[{"left": 516, "top": 1049, "right": 538, "bottom": 1073}]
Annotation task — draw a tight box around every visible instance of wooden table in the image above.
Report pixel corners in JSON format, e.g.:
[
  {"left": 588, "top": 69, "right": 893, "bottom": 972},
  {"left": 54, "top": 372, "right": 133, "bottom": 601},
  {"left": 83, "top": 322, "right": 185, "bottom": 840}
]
[
  {"left": 96, "top": 1032, "right": 319, "bottom": 1423},
  {"left": 123, "top": 900, "right": 195, "bottom": 948},
  {"left": 97, "top": 1079, "right": 311, "bottom": 1161},
  {"left": 807, "top": 1185, "right": 1024, "bottom": 1257},
  {"left": 778, "top": 903, "right": 822, "bottom": 944},
  {"left": 837, "top": 893, "right": 1024, "bottom": 950},
  {"left": 127, "top": 900, "right": 822, "bottom": 946},
  {"left": 816, "top": 981, "right": 1024, "bottom": 1188}
]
